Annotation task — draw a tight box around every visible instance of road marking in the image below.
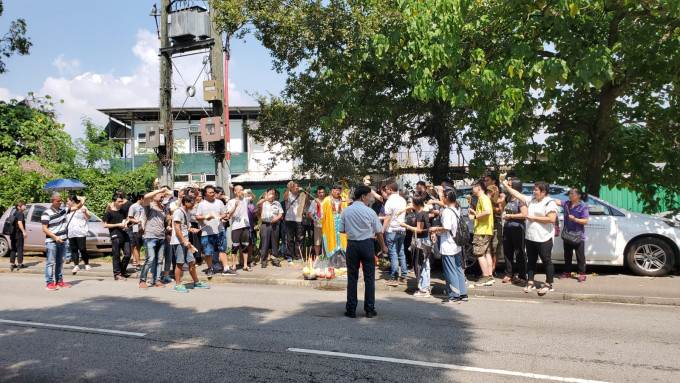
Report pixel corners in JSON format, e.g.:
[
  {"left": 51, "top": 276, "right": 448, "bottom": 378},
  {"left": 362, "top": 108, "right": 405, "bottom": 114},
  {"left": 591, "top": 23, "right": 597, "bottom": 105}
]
[
  {"left": 0, "top": 319, "right": 146, "bottom": 337},
  {"left": 288, "top": 348, "right": 610, "bottom": 383}
]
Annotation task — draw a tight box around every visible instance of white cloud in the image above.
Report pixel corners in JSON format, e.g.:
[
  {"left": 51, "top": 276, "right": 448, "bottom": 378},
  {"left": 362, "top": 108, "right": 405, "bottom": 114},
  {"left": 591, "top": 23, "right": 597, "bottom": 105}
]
[
  {"left": 37, "top": 29, "right": 254, "bottom": 139},
  {"left": 0, "top": 87, "right": 23, "bottom": 102},
  {"left": 52, "top": 55, "right": 82, "bottom": 76}
]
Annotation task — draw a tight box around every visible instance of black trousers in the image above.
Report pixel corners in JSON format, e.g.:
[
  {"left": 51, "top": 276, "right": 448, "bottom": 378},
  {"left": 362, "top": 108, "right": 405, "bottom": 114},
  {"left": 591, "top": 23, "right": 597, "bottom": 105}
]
[
  {"left": 526, "top": 239, "right": 554, "bottom": 284},
  {"left": 10, "top": 234, "right": 24, "bottom": 265},
  {"left": 69, "top": 237, "right": 89, "bottom": 265},
  {"left": 503, "top": 226, "right": 526, "bottom": 279},
  {"left": 284, "top": 221, "right": 303, "bottom": 259},
  {"left": 346, "top": 239, "right": 376, "bottom": 312},
  {"left": 260, "top": 222, "right": 280, "bottom": 260},
  {"left": 563, "top": 240, "right": 586, "bottom": 275},
  {"left": 111, "top": 236, "right": 132, "bottom": 276}
]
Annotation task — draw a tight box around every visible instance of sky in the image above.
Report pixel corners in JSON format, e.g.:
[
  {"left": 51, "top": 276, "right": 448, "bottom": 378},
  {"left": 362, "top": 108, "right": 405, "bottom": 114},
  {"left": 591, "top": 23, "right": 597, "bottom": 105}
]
[{"left": 0, "top": 0, "right": 287, "bottom": 139}]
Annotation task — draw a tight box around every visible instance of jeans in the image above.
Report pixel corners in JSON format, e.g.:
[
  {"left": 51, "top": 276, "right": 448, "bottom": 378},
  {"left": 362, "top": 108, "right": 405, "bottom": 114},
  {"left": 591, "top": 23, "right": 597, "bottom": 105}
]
[
  {"left": 563, "top": 240, "right": 586, "bottom": 275},
  {"left": 10, "top": 234, "right": 24, "bottom": 265},
  {"left": 345, "top": 239, "right": 376, "bottom": 312},
  {"left": 442, "top": 252, "right": 467, "bottom": 298},
  {"left": 419, "top": 259, "right": 431, "bottom": 292},
  {"left": 45, "top": 241, "right": 66, "bottom": 284},
  {"left": 65, "top": 242, "right": 72, "bottom": 262},
  {"left": 526, "top": 239, "right": 554, "bottom": 284},
  {"left": 111, "top": 237, "right": 131, "bottom": 276},
  {"left": 386, "top": 231, "right": 407, "bottom": 279},
  {"left": 140, "top": 238, "right": 164, "bottom": 283}
]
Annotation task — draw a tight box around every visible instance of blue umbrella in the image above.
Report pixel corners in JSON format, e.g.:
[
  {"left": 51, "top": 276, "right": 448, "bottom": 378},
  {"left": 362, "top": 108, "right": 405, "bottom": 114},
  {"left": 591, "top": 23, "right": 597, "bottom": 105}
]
[{"left": 42, "top": 178, "right": 87, "bottom": 191}]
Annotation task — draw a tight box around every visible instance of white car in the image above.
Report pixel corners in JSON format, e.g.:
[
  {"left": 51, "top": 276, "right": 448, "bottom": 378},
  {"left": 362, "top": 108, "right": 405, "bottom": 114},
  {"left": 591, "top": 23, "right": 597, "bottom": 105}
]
[{"left": 447, "top": 184, "right": 680, "bottom": 277}]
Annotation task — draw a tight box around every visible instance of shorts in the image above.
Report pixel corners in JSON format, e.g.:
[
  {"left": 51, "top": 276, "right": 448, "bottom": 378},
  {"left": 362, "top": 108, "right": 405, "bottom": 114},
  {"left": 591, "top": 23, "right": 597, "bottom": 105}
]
[
  {"left": 129, "top": 231, "right": 143, "bottom": 247},
  {"left": 174, "top": 244, "right": 195, "bottom": 264},
  {"left": 472, "top": 234, "right": 493, "bottom": 257},
  {"left": 231, "top": 227, "right": 249, "bottom": 252},
  {"left": 313, "top": 226, "right": 323, "bottom": 246},
  {"left": 201, "top": 232, "right": 227, "bottom": 256}
]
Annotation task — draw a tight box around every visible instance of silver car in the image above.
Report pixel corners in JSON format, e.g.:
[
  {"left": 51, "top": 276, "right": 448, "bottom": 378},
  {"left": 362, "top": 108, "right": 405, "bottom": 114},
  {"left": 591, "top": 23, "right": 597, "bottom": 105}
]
[{"left": 0, "top": 203, "right": 112, "bottom": 257}]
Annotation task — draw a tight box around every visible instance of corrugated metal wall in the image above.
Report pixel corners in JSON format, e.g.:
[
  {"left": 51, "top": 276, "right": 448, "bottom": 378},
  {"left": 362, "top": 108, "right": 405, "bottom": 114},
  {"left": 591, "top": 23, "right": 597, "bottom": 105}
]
[{"left": 599, "top": 186, "right": 680, "bottom": 214}]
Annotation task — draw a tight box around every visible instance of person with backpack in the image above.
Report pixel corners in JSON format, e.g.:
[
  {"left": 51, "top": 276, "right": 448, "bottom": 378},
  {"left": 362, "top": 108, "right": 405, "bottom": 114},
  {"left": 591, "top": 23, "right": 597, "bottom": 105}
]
[
  {"left": 431, "top": 187, "right": 468, "bottom": 303},
  {"left": 8, "top": 202, "right": 27, "bottom": 271}
]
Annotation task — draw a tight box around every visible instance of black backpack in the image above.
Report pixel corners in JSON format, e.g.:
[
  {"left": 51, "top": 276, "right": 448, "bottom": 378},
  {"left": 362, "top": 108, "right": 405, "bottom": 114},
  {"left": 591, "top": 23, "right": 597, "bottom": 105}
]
[
  {"left": 2, "top": 208, "right": 16, "bottom": 235},
  {"left": 447, "top": 207, "right": 471, "bottom": 246}
]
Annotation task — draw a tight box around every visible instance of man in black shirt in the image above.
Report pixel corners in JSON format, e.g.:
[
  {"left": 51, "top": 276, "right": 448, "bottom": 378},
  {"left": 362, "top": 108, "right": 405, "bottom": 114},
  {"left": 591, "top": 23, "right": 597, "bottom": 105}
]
[
  {"left": 9, "top": 202, "right": 27, "bottom": 271},
  {"left": 103, "top": 194, "right": 132, "bottom": 280}
]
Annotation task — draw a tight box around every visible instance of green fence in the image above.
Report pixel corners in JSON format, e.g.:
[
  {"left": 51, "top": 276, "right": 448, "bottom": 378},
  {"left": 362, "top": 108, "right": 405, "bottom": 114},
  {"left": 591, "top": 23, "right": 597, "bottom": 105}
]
[{"left": 598, "top": 186, "right": 680, "bottom": 214}]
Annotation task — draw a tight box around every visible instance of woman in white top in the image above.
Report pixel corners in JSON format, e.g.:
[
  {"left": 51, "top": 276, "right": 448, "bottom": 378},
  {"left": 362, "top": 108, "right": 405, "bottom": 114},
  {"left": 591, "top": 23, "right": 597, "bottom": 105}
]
[
  {"left": 66, "top": 195, "right": 91, "bottom": 274},
  {"left": 502, "top": 180, "right": 559, "bottom": 296}
]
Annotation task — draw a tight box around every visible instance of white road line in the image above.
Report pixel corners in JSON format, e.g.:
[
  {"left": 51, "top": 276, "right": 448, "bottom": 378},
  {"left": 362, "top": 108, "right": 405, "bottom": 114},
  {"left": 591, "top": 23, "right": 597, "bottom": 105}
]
[
  {"left": 288, "top": 348, "right": 610, "bottom": 383},
  {"left": 0, "top": 319, "right": 146, "bottom": 337}
]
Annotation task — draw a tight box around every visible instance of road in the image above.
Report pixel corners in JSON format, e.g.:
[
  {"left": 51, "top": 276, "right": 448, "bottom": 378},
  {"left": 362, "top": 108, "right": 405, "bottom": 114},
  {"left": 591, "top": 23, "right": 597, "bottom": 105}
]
[{"left": 0, "top": 273, "right": 678, "bottom": 382}]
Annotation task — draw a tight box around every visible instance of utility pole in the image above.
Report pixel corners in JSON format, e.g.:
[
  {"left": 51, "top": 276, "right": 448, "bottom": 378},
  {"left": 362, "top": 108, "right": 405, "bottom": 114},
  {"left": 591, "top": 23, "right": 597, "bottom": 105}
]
[
  {"left": 158, "top": 0, "right": 173, "bottom": 188},
  {"left": 209, "top": 6, "right": 228, "bottom": 191}
]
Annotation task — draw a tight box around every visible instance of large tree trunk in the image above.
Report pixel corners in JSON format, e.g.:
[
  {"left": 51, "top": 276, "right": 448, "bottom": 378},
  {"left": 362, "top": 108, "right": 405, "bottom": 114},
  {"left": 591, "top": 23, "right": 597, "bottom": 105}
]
[{"left": 430, "top": 108, "right": 452, "bottom": 184}]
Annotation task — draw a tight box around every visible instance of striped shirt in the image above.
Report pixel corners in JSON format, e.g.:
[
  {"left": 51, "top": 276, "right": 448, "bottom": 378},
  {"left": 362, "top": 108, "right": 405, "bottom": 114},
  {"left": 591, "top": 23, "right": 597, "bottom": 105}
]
[{"left": 41, "top": 205, "right": 71, "bottom": 243}]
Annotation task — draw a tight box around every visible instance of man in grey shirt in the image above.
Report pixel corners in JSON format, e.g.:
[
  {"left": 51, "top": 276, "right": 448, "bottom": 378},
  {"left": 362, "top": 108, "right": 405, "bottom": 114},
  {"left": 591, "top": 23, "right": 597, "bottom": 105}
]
[
  {"left": 339, "top": 186, "right": 388, "bottom": 319},
  {"left": 139, "top": 187, "right": 170, "bottom": 289}
]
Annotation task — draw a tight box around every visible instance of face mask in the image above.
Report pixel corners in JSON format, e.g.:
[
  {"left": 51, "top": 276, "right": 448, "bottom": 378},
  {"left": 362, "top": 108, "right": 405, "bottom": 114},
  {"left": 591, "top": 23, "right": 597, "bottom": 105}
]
[{"left": 162, "top": 199, "right": 169, "bottom": 204}]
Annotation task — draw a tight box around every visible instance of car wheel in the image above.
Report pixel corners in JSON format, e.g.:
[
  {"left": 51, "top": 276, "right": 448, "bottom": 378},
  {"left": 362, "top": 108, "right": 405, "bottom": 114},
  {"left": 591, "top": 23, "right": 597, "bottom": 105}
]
[
  {"left": 626, "top": 237, "right": 675, "bottom": 277},
  {"left": 0, "top": 236, "right": 9, "bottom": 257}
]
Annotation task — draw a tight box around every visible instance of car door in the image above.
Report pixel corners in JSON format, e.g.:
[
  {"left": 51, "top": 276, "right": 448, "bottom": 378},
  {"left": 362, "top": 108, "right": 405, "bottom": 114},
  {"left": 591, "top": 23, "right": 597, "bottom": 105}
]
[
  {"left": 582, "top": 200, "right": 619, "bottom": 262},
  {"left": 25, "top": 204, "right": 48, "bottom": 251}
]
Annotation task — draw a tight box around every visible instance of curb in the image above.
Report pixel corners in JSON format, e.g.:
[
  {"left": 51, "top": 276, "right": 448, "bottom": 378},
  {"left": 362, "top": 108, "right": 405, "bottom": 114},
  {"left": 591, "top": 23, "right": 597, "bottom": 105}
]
[{"left": 4, "top": 268, "right": 680, "bottom": 306}]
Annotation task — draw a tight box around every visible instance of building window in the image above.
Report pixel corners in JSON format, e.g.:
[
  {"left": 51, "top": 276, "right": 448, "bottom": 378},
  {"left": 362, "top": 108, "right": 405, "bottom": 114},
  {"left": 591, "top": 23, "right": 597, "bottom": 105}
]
[
  {"left": 175, "top": 174, "right": 189, "bottom": 182},
  {"left": 205, "top": 174, "right": 216, "bottom": 182},
  {"left": 191, "top": 174, "right": 203, "bottom": 182},
  {"left": 191, "top": 134, "right": 215, "bottom": 153}
]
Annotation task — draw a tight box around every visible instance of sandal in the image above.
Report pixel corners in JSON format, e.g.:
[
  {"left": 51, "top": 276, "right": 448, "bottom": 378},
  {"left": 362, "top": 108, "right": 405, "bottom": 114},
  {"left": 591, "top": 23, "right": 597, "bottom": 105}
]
[
  {"left": 523, "top": 283, "right": 535, "bottom": 293},
  {"left": 244, "top": 266, "right": 253, "bottom": 272},
  {"left": 537, "top": 284, "right": 553, "bottom": 296}
]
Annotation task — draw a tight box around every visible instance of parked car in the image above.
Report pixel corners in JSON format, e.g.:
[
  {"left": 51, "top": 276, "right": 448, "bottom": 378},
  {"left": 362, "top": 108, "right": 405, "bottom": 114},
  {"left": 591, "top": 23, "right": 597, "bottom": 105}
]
[
  {"left": 0, "top": 203, "right": 112, "bottom": 257},
  {"left": 432, "top": 184, "right": 680, "bottom": 277}
]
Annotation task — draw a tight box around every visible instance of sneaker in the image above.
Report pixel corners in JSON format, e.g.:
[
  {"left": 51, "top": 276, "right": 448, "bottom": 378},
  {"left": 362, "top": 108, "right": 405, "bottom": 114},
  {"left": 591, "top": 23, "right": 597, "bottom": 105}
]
[
  {"left": 385, "top": 279, "right": 399, "bottom": 287},
  {"left": 484, "top": 278, "right": 495, "bottom": 286},
  {"left": 398, "top": 277, "right": 408, "bottom": 284},
  {"left": 558, "top": 272, "right": 572, "bottom": 280},
  {"left": 57, "top": 281, "right": 71, "bottom": 288},
  {"left": 474, "top": 276, "right": 490, "bottom": 287},
  {"left": 206, "top": 269, "right": 214, "bottom": 279},
  {"left": 272, "top": 259, "right": 281, "bottom": 267},
  {"left": 115, "top": 274, "right": 126, "bottom": 281},
  {"left": 442, "top": 297, "right": 460, "bottom": 304},
  {"left": 413, "top": 290, "right": 431, "bottom": 298},
  {"left": 162, "top": 276, "right": 174, "bottom": 283},
  {"left": 287, "top": 258, "right": 293, "bottom": 263},
  {"left": 221, "top": 268, "right": 237, "bottom": 276},
  {"left": 174, "top": 284, "right": 189, "bottom": 293},
  {"left": 84, "top": 265, "right": 92, "bottom": 271},
  {"left": 18, "top": 264, "right": 26, "bottom": 269},
  {"left": 459, "top": 294, "right": 469, "bottom": 302},
  {"left": 46, "top": 282, "right": 59, "bottom": 291},
  {"left": 72, "top": 265, "right": 79, "bottom": 275},
  {"left": 10, "top": 264, "right": 17, "bottom": 271},
  {"left": 194, "top": 281, "right": 210, "bottom": 289},
  {"left": 365, "top": 308, "right": 378, "bottom": 318},
  {"left": 578, "top": 274, "right": 586, "bottom": 282}
]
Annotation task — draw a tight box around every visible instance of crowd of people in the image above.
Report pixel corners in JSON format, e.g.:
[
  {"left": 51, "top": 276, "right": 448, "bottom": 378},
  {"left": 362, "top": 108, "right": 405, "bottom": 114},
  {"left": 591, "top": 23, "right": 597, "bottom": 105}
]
[{"left": 5, "top": 174, "right": 590, "bottom": 312}]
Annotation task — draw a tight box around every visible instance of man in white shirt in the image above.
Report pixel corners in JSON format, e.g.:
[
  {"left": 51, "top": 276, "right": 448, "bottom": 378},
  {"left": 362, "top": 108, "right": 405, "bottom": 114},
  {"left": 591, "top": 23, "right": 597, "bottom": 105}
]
[
  {"left": 226, "top": 185, "right": 256, "bottom": 272},
  {"left": 258, "top": 188, "right": 284, "bottom": 268},
  {"left": 382, "top": 181, "right": 407, "bottom": 286},
  {"left": 195, "top": 185, "right": 230, "bottom": 278}
]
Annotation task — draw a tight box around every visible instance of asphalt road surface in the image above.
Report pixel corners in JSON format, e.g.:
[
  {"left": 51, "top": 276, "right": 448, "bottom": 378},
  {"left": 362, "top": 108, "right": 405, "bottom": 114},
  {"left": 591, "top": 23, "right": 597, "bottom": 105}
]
[{"left": 0, "top": 274, "right": 678, "bottom": 382}]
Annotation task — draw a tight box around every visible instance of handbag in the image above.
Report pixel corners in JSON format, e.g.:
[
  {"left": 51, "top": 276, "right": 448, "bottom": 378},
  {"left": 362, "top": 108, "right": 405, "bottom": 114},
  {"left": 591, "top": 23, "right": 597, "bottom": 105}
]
[{"left": 560, "top": 204, "right": 583, "bottom": 245}]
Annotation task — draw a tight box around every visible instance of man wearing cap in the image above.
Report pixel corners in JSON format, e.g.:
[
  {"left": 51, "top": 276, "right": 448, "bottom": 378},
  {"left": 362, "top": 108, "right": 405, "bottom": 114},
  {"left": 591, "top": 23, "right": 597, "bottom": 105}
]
[{"left": 339, "top": 186, "right": 388, "bottom": 319}]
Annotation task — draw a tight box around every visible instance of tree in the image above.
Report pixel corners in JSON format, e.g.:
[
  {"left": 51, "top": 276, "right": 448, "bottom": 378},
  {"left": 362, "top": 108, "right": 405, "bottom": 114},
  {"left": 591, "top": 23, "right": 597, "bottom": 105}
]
[
  {"left": 0, "top": 0, "right": 32, "bottom": 74},
  {"left": 212, "top": 0, "right": 680, "bottom": 212},
  {"left": 76, "top": 118, "right": 123, "bottom": 169}
]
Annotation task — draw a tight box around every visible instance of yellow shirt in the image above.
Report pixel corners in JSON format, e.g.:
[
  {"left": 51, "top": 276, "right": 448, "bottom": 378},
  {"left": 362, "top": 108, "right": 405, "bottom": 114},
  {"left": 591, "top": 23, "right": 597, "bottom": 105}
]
[{"left": 474, "top": 194, "right": 494, "bottom": 235}]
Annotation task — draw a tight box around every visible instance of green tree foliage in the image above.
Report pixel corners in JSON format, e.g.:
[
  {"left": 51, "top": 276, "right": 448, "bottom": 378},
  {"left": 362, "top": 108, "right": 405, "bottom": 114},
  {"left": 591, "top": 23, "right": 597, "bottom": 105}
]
[
  {"left": 0, "top": 0, "right": 32, "bottom": 74},
  {"left": 76, "top": 118, "right": 123, "bottom": 169},
  {"left": 212, "top": 0, "right": 680, "bottom": 212}
]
